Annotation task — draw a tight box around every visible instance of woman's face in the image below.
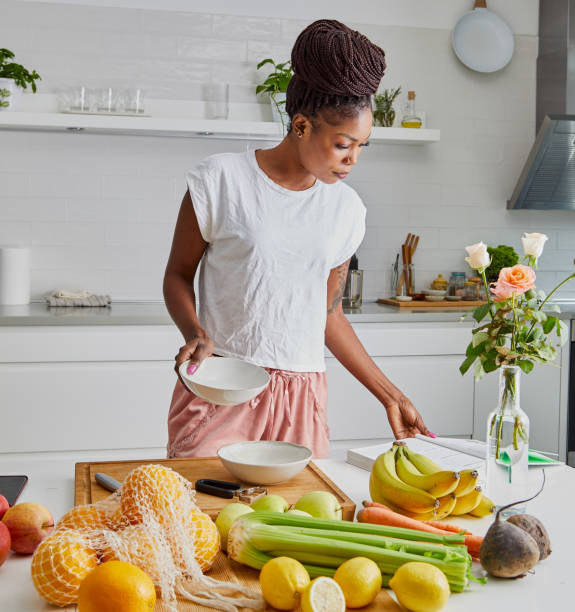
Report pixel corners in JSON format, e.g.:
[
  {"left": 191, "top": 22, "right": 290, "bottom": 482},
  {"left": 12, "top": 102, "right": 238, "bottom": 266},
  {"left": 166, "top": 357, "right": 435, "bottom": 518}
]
[{"left": 295, "top": 106, "right": 373, "bottom": 184}]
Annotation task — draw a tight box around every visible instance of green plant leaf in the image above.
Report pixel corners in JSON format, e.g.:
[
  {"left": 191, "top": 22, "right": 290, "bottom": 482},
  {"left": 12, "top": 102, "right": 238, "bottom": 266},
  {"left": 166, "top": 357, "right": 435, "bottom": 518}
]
[
  {"left": 257, "top": 58, "right": 274, "bottom": 69},
  {"left": 518, "top": 360, "right": 534, "bottom": 374},
  {"left": 542, "top": 315, "right": 558, "bottom": 334},
  {"left": 472, "top": 303, "right": 490, "bottom": 322},
  {"left": 472, "top": 331, "right": 490, "bottom": 347},
  {"left": 459, "top": 353, "right": 477, "bottom": 375}
]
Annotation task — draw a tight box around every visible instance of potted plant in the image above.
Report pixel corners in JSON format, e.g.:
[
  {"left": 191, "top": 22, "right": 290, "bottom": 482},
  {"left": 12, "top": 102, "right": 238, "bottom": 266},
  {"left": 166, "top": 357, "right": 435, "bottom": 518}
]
[
  {"left": 0, "top": 48, "right": 41, "bottom": 111},
  {"left": 256, "top": 58, "right": 293, "bottom": 132},
  {"left": 373, "top": 87, "right": 401, "bottom": 127}
]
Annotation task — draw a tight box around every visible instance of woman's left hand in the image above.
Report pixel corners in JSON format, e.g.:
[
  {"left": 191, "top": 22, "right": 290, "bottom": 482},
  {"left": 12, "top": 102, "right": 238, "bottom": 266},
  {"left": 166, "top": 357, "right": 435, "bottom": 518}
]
[{"left": 385, "top": 395, "right": 432, "bottom": 439}]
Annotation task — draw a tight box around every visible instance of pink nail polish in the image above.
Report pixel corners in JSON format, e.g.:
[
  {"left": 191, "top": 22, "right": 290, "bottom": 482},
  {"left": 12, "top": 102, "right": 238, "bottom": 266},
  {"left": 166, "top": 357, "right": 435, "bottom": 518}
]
[
  {"left": 187, "top": 363, "right": 198, "bottom": 375},
  {"left": 429, "top": 431, "right": 437, "bottom": 438}
]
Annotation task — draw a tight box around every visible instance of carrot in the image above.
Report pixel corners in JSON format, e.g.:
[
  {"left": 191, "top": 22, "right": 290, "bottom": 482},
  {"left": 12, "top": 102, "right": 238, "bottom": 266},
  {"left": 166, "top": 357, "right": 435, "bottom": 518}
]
[
  {"left": 358, "top": 503, "right": 452, "bottom": 535},
  {"left": 424, "top": 520, "right": 472, "bottom": 535},
  {"left": 359, "top": 500, "right": 483, "bottom": 557}
]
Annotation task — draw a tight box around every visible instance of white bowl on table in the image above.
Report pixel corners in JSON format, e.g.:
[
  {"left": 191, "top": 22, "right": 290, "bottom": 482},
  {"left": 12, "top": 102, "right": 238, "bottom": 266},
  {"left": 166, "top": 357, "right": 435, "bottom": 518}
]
[
  {"left": 218, "top": 440, "right": 312, "bottom": 485},
  {"left": 425, "top": 295, "right": 445, "bottom": 302},
  {"left": 179, "top": 357, "right": 270, "bottom": 406}
]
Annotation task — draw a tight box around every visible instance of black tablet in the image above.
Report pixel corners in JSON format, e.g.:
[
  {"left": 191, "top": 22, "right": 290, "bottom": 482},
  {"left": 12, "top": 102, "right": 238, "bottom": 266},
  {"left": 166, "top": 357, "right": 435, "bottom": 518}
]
[{"left": 0, "top": 475, "right": 28, "bottom": 506}]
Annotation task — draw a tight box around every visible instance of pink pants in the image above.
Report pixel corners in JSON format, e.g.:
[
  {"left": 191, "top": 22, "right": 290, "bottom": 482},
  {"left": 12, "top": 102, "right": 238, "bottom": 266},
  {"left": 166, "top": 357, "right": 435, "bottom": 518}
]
[{"left": 167, "top": 368, "right": 329, "bottom": 459}]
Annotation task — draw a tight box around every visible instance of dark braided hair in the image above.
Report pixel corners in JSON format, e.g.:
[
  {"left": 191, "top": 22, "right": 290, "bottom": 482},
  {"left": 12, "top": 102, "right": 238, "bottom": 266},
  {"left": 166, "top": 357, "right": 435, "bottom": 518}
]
[{"left": 286, "top": 20, "right": 386, "bottom": 129}]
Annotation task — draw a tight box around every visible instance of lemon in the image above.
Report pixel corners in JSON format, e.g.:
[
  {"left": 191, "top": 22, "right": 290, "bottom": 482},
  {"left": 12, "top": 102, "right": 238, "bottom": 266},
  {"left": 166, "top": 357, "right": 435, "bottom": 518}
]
[
  {"left": 300, "top": 576, "right": 346, "bottom": 612},
  {"left": 259, "top": 556, "right": 310, "bottom": 610},
  {"left": 389, "top": 562, "right": 450, "bottom": 612},
  {"left": 334, "top": 557, "right": 382, "bottom": 608}
]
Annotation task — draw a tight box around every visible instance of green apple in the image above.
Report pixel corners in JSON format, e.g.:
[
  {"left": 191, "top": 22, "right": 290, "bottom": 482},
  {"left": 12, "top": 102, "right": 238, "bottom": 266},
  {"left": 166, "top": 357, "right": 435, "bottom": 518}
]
[
  {"left": 250, "top": 494, "right": 289, "bottom": 513},
  {"left": 294, "top": 491, "right": 342, "bottom": 520},
  {"left": 286, "top": 508, "right": 312, "bottom": 517},
  {"left": 215, "top": 503, "right": 254, "bottom": 551}
]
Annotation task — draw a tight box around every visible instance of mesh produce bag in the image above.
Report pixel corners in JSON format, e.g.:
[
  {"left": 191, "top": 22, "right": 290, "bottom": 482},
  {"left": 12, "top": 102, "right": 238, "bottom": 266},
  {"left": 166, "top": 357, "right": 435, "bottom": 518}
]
[{"left": 31, "top": 464, "right": 265, "bottom": 612}]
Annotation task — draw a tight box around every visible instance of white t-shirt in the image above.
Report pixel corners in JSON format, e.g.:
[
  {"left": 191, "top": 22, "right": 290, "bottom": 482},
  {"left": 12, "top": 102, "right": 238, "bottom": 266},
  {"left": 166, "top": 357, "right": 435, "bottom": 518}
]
[{"left": 186, "top": 149, "right": 366, "bottom": 372}]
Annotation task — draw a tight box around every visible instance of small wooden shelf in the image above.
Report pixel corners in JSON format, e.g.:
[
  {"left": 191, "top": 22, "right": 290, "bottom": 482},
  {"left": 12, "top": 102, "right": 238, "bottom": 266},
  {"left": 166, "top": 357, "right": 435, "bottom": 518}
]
[{"left": 0, "top": 111, "right": 440, "bottom": 143}]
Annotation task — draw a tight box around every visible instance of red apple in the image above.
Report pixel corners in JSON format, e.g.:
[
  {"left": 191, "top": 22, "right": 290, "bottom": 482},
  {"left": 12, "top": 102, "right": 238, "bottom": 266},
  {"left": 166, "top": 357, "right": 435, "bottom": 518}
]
[
  {"left": 2, "top": 502, "right": 54, "bottom": 554},
  {"left": 0, "top": 495, "right": 9, "bottom": 520},
  {"left": 0, "top": 521, "right": 10, "bottom": 566}
]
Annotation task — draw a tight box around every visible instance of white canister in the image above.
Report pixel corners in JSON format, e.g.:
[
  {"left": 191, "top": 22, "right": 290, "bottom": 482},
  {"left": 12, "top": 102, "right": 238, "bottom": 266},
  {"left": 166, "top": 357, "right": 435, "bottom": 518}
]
[{"left": 0, "top": 247, "right": 30, "bottom": 305}]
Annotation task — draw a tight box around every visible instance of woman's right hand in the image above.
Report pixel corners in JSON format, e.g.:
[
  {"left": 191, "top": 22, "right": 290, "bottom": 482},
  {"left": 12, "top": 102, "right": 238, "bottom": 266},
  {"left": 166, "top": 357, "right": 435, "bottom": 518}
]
[{"left": 174, "top": 326, "right": 214, "bottom": 383}]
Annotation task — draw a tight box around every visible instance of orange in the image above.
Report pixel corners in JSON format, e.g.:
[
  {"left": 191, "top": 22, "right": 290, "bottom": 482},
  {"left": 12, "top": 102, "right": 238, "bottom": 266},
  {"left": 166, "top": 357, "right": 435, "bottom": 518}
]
[
  {"left": 77, "top": 560, "right": 156, "bottom": 612},
  {"left": 175, "top": 509, "right": 220, "bottom": 572},
  {"left": 120, "top": 464, "right": 193, "bottom": 525},
  {"left": 100, "top": 524, "right": 164, "bottom": 584},
  {"left": 31, "top": 530, "right": 99, "bottom": 606},
  {"left": 56, "top": 504, "right": 114, "bottom": 532}
]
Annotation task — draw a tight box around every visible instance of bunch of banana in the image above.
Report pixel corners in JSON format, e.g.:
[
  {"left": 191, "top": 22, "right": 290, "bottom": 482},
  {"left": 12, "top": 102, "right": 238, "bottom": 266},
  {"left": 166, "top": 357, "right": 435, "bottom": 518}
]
[{"left": 369, "top": 442, "right": 495, "bottom": 520}]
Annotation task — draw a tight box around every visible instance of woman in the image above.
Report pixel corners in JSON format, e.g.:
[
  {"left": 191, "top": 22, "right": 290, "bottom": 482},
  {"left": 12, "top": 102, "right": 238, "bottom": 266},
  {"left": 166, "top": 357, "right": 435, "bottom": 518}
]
[{"left": 164, "top": 19, "right": 432, "bottom": 459}]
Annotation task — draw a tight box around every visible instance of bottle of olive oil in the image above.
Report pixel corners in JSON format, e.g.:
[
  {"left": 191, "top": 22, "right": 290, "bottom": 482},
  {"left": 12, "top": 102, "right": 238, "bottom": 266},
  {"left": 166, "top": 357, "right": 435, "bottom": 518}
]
[{"left": 401, "top": 91, "right": 422, "bottom": 128}]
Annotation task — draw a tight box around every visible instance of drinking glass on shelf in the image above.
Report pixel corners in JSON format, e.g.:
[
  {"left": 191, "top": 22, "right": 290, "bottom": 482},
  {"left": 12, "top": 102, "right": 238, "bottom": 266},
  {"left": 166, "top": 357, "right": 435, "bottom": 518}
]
[
  {"left": 120, "top": 88, "right": 145, "bottom": 114},
  {"left": 95, "top": 87, "right": 119, "bottom": 113},
  {"left": 59, "top": 87, "right": 93, "bottom": 112},
  {"left": 204, "top": 83, "right": 229, "bottom": 120}
]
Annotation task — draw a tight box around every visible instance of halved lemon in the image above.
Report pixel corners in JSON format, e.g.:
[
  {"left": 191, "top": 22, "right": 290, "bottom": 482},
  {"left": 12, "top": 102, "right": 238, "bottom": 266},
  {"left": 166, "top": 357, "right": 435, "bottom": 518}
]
[{"left": 300, "top": 576, "right": 345, "bottom": 612}]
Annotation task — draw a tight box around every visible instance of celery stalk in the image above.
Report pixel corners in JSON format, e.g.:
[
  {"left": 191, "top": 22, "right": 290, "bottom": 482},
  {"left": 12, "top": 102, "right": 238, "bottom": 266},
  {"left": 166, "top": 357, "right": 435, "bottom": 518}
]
[{"left": 228, "top": 512, "right": 472, "bottom": 593}]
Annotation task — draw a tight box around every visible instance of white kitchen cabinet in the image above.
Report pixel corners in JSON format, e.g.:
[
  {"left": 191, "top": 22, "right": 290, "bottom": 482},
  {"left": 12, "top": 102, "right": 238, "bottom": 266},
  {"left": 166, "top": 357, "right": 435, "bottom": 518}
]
[
  {"left": 473, "top": 340, "right": 570, "bottom": 460},
  {"left": 1, "top": 319, "right": 567, "bottom": 460},
  {"left": 0, "top": 326, "right": 181, "bottom": 454},
  {"left": 325, "top": 322, "right": 475, "bottom": 442}
]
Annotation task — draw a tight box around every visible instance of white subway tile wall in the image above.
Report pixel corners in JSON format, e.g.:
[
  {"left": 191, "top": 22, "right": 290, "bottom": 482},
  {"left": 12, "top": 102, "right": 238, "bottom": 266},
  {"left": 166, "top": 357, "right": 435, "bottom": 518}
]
[{"left": 1, "top": 1, "right": 574, "bottom": 301}]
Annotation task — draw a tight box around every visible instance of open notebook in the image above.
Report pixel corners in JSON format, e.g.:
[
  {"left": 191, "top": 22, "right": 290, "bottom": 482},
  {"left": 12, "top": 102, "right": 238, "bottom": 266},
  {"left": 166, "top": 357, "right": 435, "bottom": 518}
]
[{"left": 346, "top": 434, "right": 562, "bottom": 474}]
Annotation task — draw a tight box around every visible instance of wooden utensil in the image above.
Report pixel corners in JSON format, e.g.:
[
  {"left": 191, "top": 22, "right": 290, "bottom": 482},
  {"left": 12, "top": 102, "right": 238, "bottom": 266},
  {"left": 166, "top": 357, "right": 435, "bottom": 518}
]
[{"left": 396, "top": 243, "right": 407, "bottom": 296}]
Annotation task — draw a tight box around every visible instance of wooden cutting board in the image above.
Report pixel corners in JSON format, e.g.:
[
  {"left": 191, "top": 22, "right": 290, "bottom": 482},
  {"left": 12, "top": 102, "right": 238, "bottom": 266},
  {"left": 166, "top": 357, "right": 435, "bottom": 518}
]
[
  {"left": 74, "top": 456, "right": 355, "bottom": 520},
  {"left": 73, "top": 457, "right": 405, "bottom": 612},
  {"left": 378, "top": 298, "right": 486, "bottom": 309}
]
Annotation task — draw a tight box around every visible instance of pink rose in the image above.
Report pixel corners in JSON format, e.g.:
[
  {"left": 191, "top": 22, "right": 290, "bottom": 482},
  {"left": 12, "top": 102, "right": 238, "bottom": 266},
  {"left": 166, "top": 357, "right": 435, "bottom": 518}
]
[{"left": 490, "top": 264, "right": 536, "bottom": 301}]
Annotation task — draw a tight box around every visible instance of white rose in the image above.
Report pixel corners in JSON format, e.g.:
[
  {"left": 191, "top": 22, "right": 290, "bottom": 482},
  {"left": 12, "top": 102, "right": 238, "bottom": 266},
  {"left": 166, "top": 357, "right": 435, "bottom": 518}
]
[
  {"left": 465, "top": 241, "right": 490, "bottom": 270},
  {"left": 522, "top": 232, "right": 548, "bottom": 258}
]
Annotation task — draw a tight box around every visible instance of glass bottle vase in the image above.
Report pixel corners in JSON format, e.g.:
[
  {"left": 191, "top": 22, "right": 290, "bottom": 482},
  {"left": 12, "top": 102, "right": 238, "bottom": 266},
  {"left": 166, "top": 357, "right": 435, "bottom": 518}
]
[{"left": 485, "top": 365, "right": 530, "bottom": 515}]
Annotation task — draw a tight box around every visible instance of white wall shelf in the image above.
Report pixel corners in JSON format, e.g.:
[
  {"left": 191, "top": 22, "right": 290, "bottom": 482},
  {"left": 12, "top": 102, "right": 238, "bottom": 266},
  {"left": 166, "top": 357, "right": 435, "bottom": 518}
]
[{"left": 0, "top": 112, "right": 440, "bottom": 144}]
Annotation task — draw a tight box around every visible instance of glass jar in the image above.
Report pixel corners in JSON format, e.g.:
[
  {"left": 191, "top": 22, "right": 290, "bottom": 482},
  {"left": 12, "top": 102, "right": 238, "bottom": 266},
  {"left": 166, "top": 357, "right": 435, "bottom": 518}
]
[
  {"left": 401, "top": 91, "right": 422, "bottom": 128},
  {"left": 447, "top": 272, "right": 466, "bottom": 297},
  {"left": 486, "top": 366, "right": 530, "bottom": 515}
]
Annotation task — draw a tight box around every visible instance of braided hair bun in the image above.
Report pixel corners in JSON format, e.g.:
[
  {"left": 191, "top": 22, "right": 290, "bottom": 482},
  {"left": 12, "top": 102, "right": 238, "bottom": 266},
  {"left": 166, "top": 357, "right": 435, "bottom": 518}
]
[{"left": 286, "top": 19, "right": 386, "bottom": 123}]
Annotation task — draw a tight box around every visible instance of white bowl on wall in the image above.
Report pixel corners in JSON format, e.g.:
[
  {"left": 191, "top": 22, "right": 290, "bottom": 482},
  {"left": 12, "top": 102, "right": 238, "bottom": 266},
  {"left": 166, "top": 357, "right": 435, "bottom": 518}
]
[
  {"left": 218, "top": 441, "right": 312, "bottom": 485},
  {"left": 179, "top": 357, "right": 270, "bottom": 406}
]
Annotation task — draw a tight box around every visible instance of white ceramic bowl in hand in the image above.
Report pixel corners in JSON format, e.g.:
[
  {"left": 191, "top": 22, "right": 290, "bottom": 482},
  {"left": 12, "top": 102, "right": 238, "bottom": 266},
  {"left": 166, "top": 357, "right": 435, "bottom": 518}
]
[
  {"left": 218, "top": 440, "right": 312, "bottom": 485},
  {"left": 179, "top": 357, "right": 270, "bottom": 406}
]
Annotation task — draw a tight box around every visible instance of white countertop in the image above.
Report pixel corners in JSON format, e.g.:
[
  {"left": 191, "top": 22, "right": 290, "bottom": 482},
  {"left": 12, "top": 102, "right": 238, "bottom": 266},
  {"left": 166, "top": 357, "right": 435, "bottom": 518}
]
[
  {"left": 0, "top": 449, "right": 572, "bottom": 611},
  {"left": 1, "top": 301, "right": 574, "bottom": 327}
]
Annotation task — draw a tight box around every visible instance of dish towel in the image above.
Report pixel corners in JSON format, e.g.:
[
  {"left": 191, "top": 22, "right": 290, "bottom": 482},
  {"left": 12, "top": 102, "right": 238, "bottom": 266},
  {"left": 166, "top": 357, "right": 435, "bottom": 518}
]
[{"left": 46, "top": 289, "right": 112, "bottom": 307}]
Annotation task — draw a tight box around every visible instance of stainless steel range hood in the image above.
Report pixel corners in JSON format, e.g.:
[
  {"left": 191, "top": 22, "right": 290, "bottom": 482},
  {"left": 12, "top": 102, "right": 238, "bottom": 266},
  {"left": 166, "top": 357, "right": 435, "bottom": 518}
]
[
  {"left": 507, "top": 114, "right": 575, "bottom": 210},
  {"left": 508, "top": 0, "right": 575, "bottom": 210}
]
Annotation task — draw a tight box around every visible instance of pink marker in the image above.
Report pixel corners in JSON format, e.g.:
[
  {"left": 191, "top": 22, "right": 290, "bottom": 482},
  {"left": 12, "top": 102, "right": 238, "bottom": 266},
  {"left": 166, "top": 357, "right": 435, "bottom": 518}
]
[{"left": 429, "top": 431, "right": 438, "bottom": 438}]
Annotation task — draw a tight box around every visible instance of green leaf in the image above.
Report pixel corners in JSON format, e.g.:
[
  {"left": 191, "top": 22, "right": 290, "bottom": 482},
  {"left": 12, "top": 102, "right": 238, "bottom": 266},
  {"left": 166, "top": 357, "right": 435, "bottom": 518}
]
[
  {"left": 473, "top": 303, "right": 490, "bottom": 323},
  {"left": 257, "top": 58, "right": 274, "bottom": 69},
  {"left": 472, "top": 331, "right": 490, "bottom": 347},
  {"left": 529, "top": 310, "right": 547, "bottom": 323},
  {"left": 518, "top": 360, "right": 534, "bottom": 374},
  {"left": 542, "top": 315, "right": 558, "bottom": 334},
  {"left": 459, "top": 354, "right": 477, "bottom": 375}
]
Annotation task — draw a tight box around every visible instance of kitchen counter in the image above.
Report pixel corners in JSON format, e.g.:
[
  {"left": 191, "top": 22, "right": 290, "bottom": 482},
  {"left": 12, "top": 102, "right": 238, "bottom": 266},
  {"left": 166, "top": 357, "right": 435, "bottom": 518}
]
[
  {"left": 0, "top": 448, "right": 572, "bottom": 611},
  {"left": 3, "top": 300, "right": 575, "bottom": 326}
]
